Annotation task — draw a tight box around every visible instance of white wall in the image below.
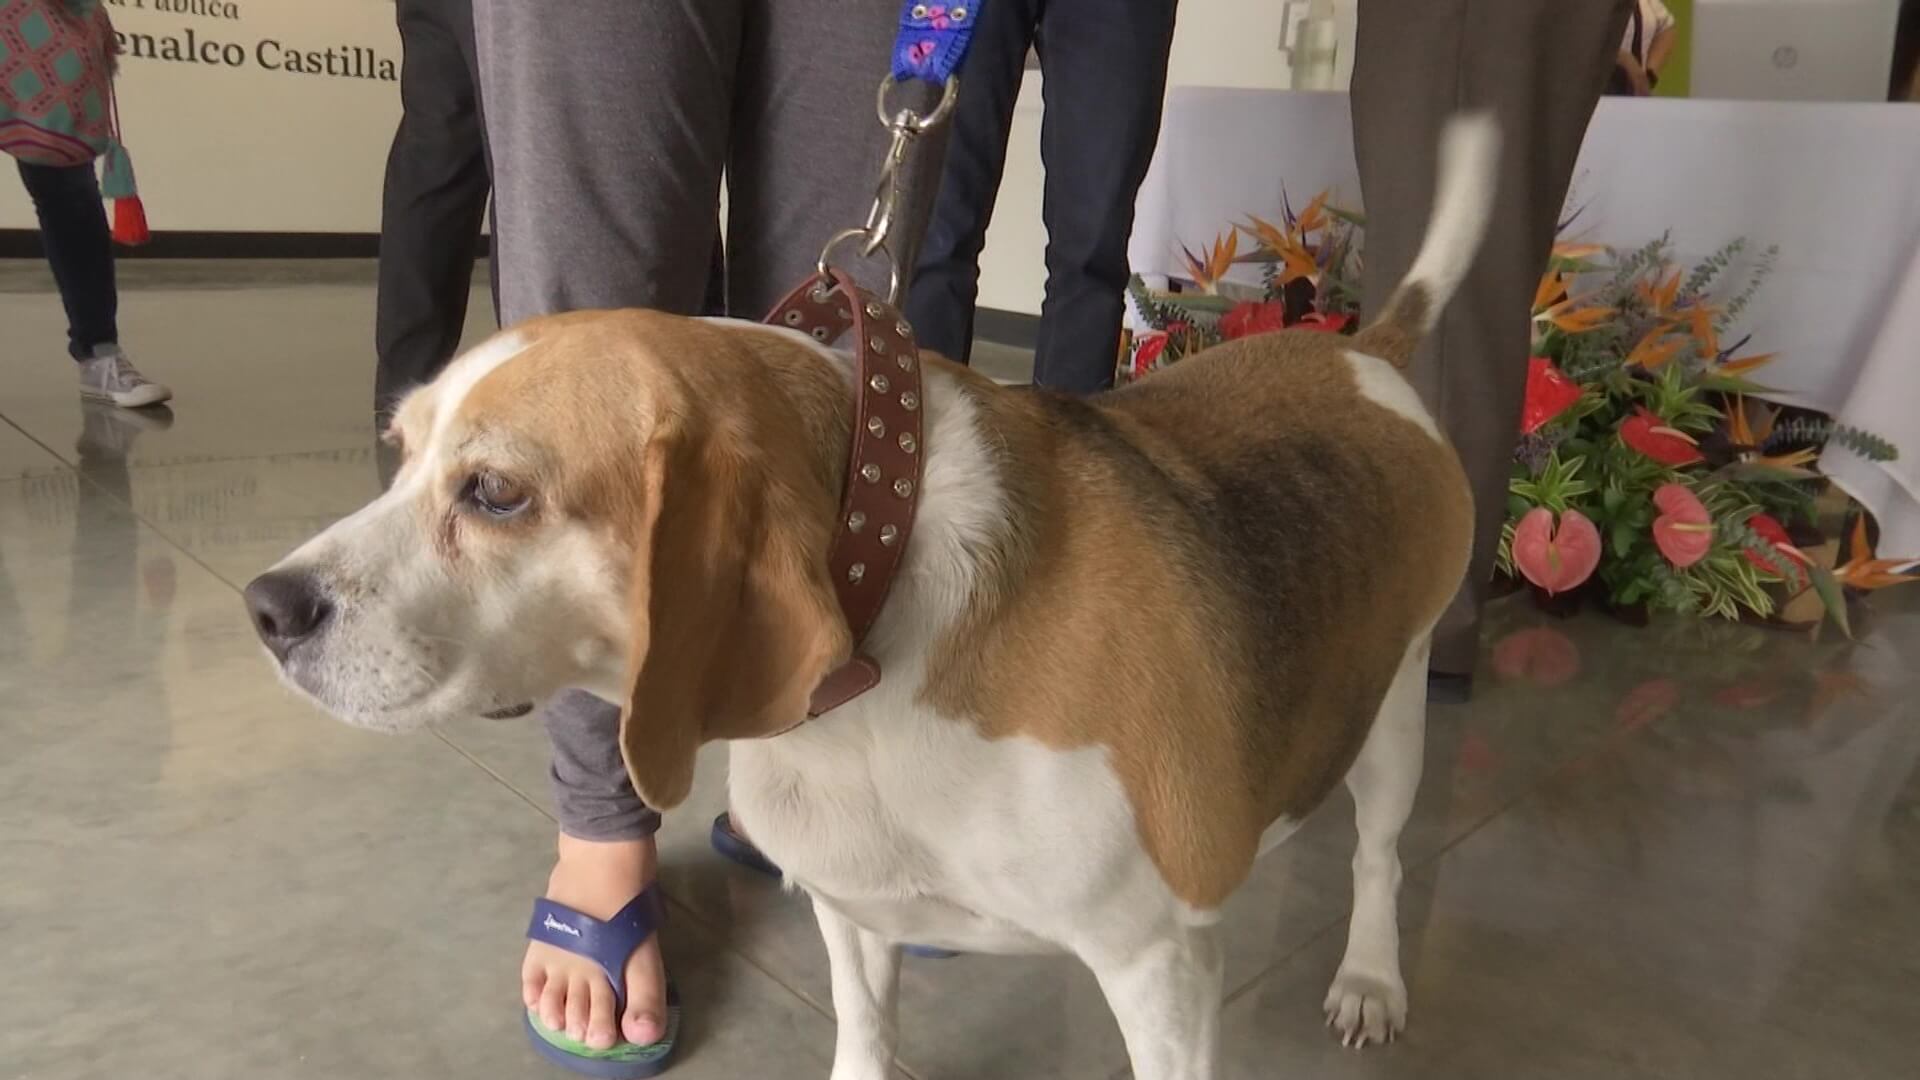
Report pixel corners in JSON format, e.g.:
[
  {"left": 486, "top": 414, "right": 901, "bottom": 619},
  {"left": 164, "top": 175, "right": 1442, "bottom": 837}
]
[{"left": 1, "top": 0, "right": 401, "bottom": 232}]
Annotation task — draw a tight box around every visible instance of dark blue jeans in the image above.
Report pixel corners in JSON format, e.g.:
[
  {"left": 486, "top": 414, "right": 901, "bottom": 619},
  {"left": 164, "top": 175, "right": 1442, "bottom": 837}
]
[
  {"left": 17, "top": 160, "right": 119, "bottom": 361},
  {"left": 375, "top": 0, "right": 493, "bottom": 418},
  {"left": 906, "top": 0, "right": 1176, "bottom": 394}
]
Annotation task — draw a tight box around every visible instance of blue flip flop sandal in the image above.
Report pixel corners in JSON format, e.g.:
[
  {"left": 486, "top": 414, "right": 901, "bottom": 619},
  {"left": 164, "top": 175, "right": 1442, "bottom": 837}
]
[
  {"left": 709, "top": 813, "right": 959, "bottom": 960},
  {"left": 523, "top": 885, "right": 681, "bottom": 1079},
  {"left": 710, "top": 812, "right": 783, "bottom": 878}
]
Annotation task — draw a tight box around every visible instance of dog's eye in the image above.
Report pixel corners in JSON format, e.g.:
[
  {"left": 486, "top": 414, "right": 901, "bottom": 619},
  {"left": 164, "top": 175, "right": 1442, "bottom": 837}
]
[{"left": 465, "top": 471, "right": 531, "bottom": 519}]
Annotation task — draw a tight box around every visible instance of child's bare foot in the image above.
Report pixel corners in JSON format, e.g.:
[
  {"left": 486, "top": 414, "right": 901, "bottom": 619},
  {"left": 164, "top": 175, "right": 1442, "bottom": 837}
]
[{"left": 522, "top": 833, "right": 670, "bottom": 1050}]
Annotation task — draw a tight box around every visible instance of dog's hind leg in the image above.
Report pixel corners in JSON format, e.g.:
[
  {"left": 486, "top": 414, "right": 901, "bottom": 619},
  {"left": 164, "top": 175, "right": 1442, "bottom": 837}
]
[
  {"left": 1086, "top": 922, "right": 1224, "bottom": 1080},
  {"left": 1324, "top": 634, "right": 1429, "bottom": 1048}
]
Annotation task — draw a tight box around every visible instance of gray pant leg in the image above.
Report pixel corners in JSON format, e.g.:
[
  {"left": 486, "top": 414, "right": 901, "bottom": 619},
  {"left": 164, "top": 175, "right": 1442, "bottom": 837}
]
[
  {"left": 473, "top": 0, "right": 745, "bottom": 841},
  {"left": 544, "top": 690, "right": 660, "bottom": 841},
  {"left": 473, "top": 0, "right": 742, "bottom": 326},
  {"left": 1353, "top": 0, "right": 1629, "bottom": 675},
  {"left": 725, "top": 0, "right": 946, "bottom": 316}
]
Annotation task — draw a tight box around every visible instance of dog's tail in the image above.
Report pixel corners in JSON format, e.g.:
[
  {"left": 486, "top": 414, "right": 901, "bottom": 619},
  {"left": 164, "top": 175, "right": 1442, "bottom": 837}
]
[{"left": 1352, "top": 112, "right": 1502, "bottom": 369}]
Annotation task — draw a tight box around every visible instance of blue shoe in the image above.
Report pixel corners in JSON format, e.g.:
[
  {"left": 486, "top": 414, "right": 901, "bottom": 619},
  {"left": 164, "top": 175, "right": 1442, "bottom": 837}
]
[
  {"left": 523, "top": 886, "right": 680, "bottom": 1078},
  {"left": 710, "top": 812, "right": 783, "bottom": 878}
]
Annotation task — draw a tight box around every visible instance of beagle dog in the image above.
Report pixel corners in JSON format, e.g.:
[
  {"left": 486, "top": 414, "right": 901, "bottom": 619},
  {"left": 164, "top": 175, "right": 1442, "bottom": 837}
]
[{"left": 247, "top": 115, "right": 1497, "bottom": 1079}]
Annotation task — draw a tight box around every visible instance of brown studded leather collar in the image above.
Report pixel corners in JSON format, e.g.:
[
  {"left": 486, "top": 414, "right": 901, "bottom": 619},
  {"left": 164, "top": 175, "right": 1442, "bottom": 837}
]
[{"left": 763, "top": 271, "right": 926, "bottom": 716}]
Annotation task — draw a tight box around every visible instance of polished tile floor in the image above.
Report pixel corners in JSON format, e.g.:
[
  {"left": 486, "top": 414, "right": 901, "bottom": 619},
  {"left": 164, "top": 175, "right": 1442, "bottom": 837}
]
[{"left": 3, "top": 263, "right": 1918, "bottom": 1080}]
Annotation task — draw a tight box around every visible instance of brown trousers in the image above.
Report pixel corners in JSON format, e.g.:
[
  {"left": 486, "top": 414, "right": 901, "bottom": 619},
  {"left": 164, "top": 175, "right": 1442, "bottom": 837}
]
[{"left": 1353, "top": 0, "right": 1631, "bottom": 673}]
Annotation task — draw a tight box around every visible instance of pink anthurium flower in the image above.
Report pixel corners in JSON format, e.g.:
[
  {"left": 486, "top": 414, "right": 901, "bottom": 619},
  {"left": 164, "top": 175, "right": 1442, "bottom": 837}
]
[
  {"left": 1620, "top": 407, "right": 1705, "bottom": 467},
  {"left": 1617, "top": 678, "right": 1680, "bottom": 730},
  {"left": 1651, "top": 483, "right": 1713, "bottom": 568},
  {"left": 1511, "top": 507, "right": 1601, "bottom": 595},
  {"left": 1491, "top": 626, "right": 1581, "bottom": 687}
]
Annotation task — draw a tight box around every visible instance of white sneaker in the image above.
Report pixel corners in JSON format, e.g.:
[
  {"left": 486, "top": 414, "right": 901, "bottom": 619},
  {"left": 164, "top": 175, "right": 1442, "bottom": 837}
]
[{"left": 78, "top": 346, "right": 173, "bottom": 409}]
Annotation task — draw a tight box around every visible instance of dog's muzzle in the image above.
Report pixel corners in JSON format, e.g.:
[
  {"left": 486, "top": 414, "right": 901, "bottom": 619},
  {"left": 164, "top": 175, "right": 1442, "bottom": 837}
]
[{"left": 244, "top": 569, "right": 333, "bottom": 663}]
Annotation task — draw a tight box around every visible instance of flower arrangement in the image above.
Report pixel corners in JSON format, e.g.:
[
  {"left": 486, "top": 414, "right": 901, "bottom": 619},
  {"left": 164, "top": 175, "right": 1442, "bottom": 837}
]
[
  {"left": 1122, "top": 191, "right": 1363, "bottom": 381},
  {"left": 1124, "top": 196, "right": 1919, "bottom": 631}
]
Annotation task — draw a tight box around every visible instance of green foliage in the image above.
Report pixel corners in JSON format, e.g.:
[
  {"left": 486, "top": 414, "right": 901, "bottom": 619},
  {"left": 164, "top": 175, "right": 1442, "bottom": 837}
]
[{"left": 1765, "top": 417, "right": 1899, "bottom": 464}]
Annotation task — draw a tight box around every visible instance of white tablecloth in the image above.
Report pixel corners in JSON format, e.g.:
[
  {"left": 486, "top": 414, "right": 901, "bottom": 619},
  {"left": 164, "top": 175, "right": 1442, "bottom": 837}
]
[{"left": 1131, "top": 89, "right": 1920, "bottom": 557}]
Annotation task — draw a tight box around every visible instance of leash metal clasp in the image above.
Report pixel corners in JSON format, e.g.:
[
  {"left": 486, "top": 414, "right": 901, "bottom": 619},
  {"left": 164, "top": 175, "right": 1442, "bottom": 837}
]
[{"left": 817, "top": 74, "right": 961, "bottom": 306}]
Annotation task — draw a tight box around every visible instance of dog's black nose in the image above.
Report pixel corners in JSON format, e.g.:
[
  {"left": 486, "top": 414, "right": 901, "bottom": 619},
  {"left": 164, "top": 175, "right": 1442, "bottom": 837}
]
[{"left": 244, "top": 570, "right": 333, "bottom": 662}]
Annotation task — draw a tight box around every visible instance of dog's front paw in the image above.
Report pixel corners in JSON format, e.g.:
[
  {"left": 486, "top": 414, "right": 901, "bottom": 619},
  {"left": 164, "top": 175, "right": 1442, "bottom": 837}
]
[{"left": 1322, "top": 967, "right": 1406, "bottom": 1049}]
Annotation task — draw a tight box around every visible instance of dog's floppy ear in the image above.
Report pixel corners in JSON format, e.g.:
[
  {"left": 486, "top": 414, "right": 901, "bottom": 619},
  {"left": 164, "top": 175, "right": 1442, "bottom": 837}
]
[{"left": 617, "top": 420, "right": 851, "bottom": 809}]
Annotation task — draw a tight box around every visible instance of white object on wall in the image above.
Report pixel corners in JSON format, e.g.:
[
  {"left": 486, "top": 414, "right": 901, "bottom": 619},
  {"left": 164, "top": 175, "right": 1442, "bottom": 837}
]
[
  {"left": 1691, "top": 0, "right": 1901, "bottom": 101},
  {"left": 1280, "top": 0, "right": 1342, "bottom": 90}
]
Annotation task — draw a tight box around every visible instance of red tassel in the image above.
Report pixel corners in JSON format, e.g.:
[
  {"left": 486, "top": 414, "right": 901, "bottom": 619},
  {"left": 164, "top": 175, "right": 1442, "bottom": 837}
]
[{"left": 112, "top": 196, "right": 151, "bottom": 247}]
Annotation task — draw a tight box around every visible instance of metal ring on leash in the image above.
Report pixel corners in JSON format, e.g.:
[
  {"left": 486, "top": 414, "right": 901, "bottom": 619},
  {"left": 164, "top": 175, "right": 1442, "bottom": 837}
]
[
  {"left": 818, "top": 227, "right": 902, "bottom": 305},
  {"left": 875, "top": 73, "right": 960, "bottom": 135}
]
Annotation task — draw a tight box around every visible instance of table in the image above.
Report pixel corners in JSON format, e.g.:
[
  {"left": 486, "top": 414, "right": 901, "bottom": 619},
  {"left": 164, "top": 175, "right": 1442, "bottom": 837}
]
[{"left": 1130, "top": 88, "right": 1920, "bottom": 559}]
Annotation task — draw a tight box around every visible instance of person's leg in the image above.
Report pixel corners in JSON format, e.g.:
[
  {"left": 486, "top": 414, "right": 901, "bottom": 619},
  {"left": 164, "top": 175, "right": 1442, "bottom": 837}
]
[
  {"left": 702, "top": 227, "right": 728, "bottom": 317},
  {"left": 19, "top": 160, "right": 171, "bottom": 407},
  {"left": 1353, "top": 0, "right": 1629, "bottom": 689},
  {"left": 1030, "top": 0, "right": 1177, "bottom": 394},
  {"left": 472, "top": 0, "right": 742, "bottom": 1052},
  {"left": 17, "top": 160, "right": 118, "bottom": 359},
  {"left": 724, "top": 0, "right": 950, "bottom": 319},
  {"left": 476, "top": 0, "right": 738, "bottom": 326},
  {"left": 374, "top": 0, "right": 491, "bottom": 419},
  {"left": 899, "top": 0, "right": 1040, "bottom": 365}
]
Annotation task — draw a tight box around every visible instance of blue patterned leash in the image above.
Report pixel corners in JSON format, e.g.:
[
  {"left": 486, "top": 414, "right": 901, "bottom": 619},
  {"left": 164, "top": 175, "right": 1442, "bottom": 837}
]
[{"left": 891, "top": 1, "right": 981, "bottom": 86}]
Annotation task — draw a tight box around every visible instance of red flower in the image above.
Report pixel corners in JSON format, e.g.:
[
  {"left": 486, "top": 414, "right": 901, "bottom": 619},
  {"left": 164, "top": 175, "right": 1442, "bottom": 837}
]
[
  {"left": 1133, "top": 331, "right": 1167, "bottom": 376},
  {"left": 1619, "top": 407, "right": 1705, "bottom": 466},
  {"left": 1742, "top": 513, "right": 1807, "bottom": 582},
  {"left": 1713, "top": 681, "right": 1785, "bottom": 709},
  {"left": 1520, "top": 356, "right": 1581, "bottom": 434},
  {"left": 1651, "top": 483, "right": 1713, "bottom": 569},
  {"left": 1617, "top": 678, "right": 1680, "bottom": 731},
  {"left": 1511, "top": 507, "right": 1601, "bottom": 595},
  {"left": 1456, "top": 732, "right": 1499, "bottom": 774},
  {"left": 1491, "top": 626, "right": 1582, "bottom": 687},
  {"left": 1219, "top": 300, "right": 1285, "bottom": 340},
  {"left": 1293, "top": 312, "right": 1352, "bottom": 334}
]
